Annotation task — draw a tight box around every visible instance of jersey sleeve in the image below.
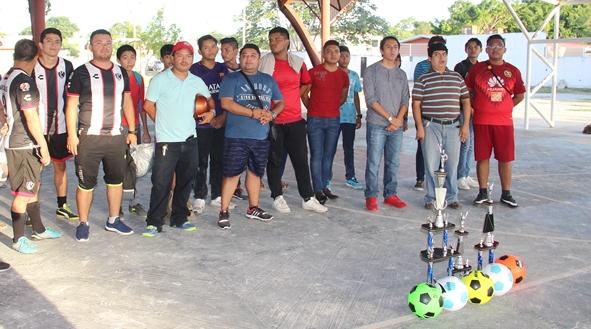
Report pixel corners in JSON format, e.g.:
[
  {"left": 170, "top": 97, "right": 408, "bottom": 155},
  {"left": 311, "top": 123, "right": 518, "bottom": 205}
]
[
  {"left": 16, "top": 76, "right": 40, "bottom": 111},
  {"left": 67, "top": 66, "right": 85, "bottom": 96},
  {"left": 513, "top": 68, "right": 526, "bottom": 95},
  {"left": 300, "top": 62, "right": 311, "bottom": 85},
  {"left": 121, "top": 68, "right": 131, "bottom": 93},
  {"left": 352, "top": 71, "right": 362, "bottom": 93}
]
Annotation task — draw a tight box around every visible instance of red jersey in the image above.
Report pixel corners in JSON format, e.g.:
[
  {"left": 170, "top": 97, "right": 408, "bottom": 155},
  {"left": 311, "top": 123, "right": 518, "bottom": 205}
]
[
  {"left": 272, "top": 59, "right": 311, "bottom": 124},
  {"left": 307, "top": 64, "right": 349, "bottom": 118},
  {"left": 465, "top": 61, "right": 525, "bottom": 126},
  {"left": 122, "top": 70, "right": 145, "bottom": 128}
]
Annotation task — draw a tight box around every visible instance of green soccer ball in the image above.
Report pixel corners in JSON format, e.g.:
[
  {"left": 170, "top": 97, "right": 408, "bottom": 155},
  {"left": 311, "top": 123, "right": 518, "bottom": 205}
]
[{"left": 407, "top": 282, "right": 444, "bottom": 319}]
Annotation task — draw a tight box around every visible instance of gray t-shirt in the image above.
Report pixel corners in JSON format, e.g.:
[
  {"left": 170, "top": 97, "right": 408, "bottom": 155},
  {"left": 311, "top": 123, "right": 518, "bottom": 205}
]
[{"left": 363, "top": 62, "right": 409, "bottom": 127}]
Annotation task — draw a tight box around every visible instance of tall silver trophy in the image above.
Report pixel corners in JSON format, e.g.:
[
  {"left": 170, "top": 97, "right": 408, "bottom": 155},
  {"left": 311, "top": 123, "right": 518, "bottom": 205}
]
[{"left": 432, "top": 144, "right": 448, "bottom": 228}]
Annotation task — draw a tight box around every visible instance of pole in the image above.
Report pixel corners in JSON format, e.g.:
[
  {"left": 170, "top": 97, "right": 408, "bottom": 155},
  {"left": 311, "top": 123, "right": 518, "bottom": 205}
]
[
  {"left": 550, "top": 5, "right": 560, "bottom": 127},
  {"left": 321, "top": 0, "right": 330, "bottom": 53}
]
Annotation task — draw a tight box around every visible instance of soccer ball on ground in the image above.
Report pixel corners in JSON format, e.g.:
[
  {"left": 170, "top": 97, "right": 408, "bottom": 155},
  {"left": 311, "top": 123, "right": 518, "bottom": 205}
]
[
  {"left": 407, "top": 282, "right": 444, "bottom": 319},
  {"left": 496, "top": 254, "right": 526, "bottom": 284},
  {"left": 436, "top": 275, "right": 469, "bottom": 311},
  {"left": 482, "top": 263, "right": 514, "bottom": 296},
  {"left": 462, "top": 270, "right": 495, "bottom": 304}
]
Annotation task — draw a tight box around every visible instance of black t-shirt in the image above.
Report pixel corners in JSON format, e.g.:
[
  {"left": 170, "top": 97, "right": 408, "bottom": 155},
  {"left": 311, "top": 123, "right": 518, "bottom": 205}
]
[{"left": 67, "top": 62, "right": 130, "bottom": 136}]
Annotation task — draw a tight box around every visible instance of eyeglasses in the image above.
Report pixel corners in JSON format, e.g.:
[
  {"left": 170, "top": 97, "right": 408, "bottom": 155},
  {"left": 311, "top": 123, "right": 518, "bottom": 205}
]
[{"left": 486, "top": 45, "right": 505, "bottom": 50}]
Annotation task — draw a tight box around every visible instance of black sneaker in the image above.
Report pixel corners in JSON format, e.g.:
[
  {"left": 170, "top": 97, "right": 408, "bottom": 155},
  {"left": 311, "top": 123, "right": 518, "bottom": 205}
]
[
  {"left": 414, "top": 180, "right": 424, "bottom": 191},
  {"left": 0, "top": 261, "right": 10, "bottom": 272},
  {"left": 233, "top": 188, "right": 245, "bottom": 200},
  {"left": 473, "top": 190, "right": 492, "bottom": 205},
  {"left": 500, "top": 193, "right": 518, "bottom": 208},
  {"left": 245, "top": 206, "right": 273, "bottom": 222},
  {"left": 218, "top": 210, "right": 231, "bottom": 229},
  {"left": 322, "top": 188, "right": 338, "bottom": 199},
  {"left": 56, "top": 203, "right": 79, "bottom": 220},
  {"left": 315, "top": 192, "right": 328, "bottom": 205},
  {"left": 129, "top": 203, "right": 147, "bottom": 217}
]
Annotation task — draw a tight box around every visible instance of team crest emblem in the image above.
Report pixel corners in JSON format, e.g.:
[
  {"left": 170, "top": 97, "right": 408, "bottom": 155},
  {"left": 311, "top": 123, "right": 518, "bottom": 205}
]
[
  {"left": 59, "top": 71, "right": 66, "bottom": 78},
  {"left": 92, "top": 74, "right": 100, "bottom": 79},
  {"left": 37, "top": 74, "right": 44, "bottom": 80},
  {"left": 25, "top": 181, "right": 35, "bottom": 191},
  {"left": 504, "top": 70, "right": 512, "bottom": 78},
  {"left": 19, "top": 83, "right": 30, "bottom": 91},
  {"left": 115, "top": 73, "right": 122, "bottom": 80}
]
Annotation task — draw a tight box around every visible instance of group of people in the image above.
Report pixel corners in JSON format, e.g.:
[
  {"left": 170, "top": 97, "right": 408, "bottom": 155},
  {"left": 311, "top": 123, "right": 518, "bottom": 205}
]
[{"left": 0, "top": 25, "right": 525, "bottom": 266}]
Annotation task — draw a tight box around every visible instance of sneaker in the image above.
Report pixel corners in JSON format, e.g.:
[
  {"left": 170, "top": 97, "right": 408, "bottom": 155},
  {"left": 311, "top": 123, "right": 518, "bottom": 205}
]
[
  {"left": 0, "top": 261, "right": 10, "bottom": 272},
  {"left": 246, "top": 206, "right": 273, "bottom": 222},
  {"left": 322, "top": 188, "right": 338, "bottom": 199},
  {"left": 192, "top": 198, "right": 206, "bottom": 214},
  {"left": 425, "top": 202, "right": 434, "bottom": 210},
  {"left": 384, "top": 195, "right": 407, "bottom": 208},
  {"left": 302, "top": 197, "right": 328, "bottom": 213},
  {"left": 414, "top": 180, "right": 424, "bottom": 191},
  {"left": 448, "top": 201, "right": 462, "bottom": 209},
  {"left": 32, "top": 227, "right": 62, "bottom": 240},
  {"left": 12, "top": 236, "right": 38, "bottom": 254},
  {"left": 142, "top": 225, "right": 159, "bottom": 237},
  {"left": 345, "top": 177, "right": 364, "bottom": 190},
  {"left": 474, "top": 190, "right": 493, "bottom": 205},
  {"left": 211, "top": 196, "right": 235, "bottom": 209},
  {"left": 500, "top": 193, "right": 518, "bottom": 208},
  {"left": 129, "top": 203, "right": 147, "bottom": 217},
  {"left": 315, "top": 192, "right": 328, "bottom": 205},
  {"left": 466, "top": 176, "right": 480, "bottom": 188},
  {"left": 104, "top": 217, "right": 134, "bottom": 235},
  {"left": 218, "top": 210, "right": 231, "bottom": 229},
  {"left": 172, "top": 221, "right": 197, "bottom": 232},
  {"left": 273, "top": 195, "right": 291, "bottom": 213},
  {"left": 366, "top": 197, "right": 378, "bottom": 211},
  {"left": 75, "top": 222, "right": 90, "bottom": 242},
  {"left": 233, "top": 188, "right": 245, "bottom": 200},
  {"left": 56, "top": 203, "right": 79, "bottom": 220},
  {"left": 458, "top": 177, "right": 470, "bottom": 190}
]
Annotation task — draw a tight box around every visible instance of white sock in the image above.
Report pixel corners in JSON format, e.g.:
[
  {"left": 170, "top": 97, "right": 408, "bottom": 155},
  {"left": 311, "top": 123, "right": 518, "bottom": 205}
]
[{"left": 108, "top": 216, "right": 118, "bottom": 224}]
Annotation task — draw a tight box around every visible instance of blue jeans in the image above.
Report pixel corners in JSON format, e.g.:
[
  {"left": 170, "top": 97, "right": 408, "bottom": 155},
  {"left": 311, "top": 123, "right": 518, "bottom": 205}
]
[
  {"left": 364, "top": 124, "right": 403, "bottom": 198},
  {"left": 340, "top": 123, "right": 356, "bottom": 180},
  {"left": 421, "top": 121, "right": 460, "bottom": 204},
  {"left": 457, "top": 115, "right": 474, "bottom": 179},
  {"left": 307, "top": 117, "right": 340, "bottom": 192}
]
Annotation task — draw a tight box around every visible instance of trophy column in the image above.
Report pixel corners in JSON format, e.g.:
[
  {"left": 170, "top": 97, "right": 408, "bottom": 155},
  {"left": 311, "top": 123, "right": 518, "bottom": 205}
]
[{"left": 474, "top": 184, "right": 499, "bottom": 270}]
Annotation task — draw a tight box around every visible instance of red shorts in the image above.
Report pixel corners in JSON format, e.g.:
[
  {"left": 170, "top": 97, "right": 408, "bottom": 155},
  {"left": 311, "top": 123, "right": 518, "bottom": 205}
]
[{"left": 474, "top": 124, "right": 515, "bottom": 162}]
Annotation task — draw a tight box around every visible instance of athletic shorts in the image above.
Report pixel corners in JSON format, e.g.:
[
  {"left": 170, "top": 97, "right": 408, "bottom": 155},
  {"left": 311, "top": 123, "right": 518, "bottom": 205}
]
[
  {"left": 75, "top": 134, "right": 127, "bottom": 190},
  {"left": 223, "top": 138, "right": 270, "bottom": 178},
  {"left": 45, "top": 133, "right": 72, "bottom": 161},
  {"left": 6, "top": 148, "right": 42, "bottom": 197},
  {"left": 474, "top": 124, "right": 515, "bottom": 162}
]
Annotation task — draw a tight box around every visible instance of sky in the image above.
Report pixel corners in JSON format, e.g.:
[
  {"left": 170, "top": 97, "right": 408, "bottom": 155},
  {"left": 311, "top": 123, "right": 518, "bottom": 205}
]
[{"left": 0, "top": 0, "right": 459, "bottom": 39}]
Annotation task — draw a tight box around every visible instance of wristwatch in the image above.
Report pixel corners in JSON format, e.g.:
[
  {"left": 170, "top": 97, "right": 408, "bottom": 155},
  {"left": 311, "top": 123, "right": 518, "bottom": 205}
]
[
  {"left": 271, "top": 111, "right": 278, "bottom": 120},
  {"left": 357, "top": 114, "right": 362, "bottom": 119},
  {"left": 387, "top": 116, "right": 393, "bottom": 123}
]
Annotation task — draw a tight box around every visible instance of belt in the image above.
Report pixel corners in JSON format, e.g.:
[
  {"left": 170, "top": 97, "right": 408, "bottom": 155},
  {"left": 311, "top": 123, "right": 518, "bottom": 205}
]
[{"left": 422, "top": 116, "right": 460, "bottom": 125}]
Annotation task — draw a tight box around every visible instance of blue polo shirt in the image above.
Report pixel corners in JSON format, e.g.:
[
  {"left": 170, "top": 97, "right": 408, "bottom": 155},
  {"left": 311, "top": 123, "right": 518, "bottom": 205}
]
[{"left": 146, "top": 69, "right": 211, "bottom": 143}]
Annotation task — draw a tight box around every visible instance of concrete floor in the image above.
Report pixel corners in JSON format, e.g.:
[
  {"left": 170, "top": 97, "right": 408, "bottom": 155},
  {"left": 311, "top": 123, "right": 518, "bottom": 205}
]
[{"left": 1, "top": 94, "right": 590, "bottom": 329}]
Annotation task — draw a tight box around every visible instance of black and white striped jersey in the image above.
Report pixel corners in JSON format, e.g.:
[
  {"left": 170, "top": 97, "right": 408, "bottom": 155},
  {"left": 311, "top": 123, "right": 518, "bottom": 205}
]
[
  {"left": 34, "top": 57, "right": 73, "bottom": 136},
  {"left": 67, "top": 61, "right": 130, "bottom": 136},
  {"left": 0, "top": 68, "right": 40, "bottom": 149}
]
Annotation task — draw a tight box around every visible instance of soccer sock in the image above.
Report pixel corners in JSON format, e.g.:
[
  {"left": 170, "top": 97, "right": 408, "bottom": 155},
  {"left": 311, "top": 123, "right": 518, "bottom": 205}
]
[
  {"left": 11, "top": 211, "right": 26, "bottom": 243},
  {"left": 57, "top": 196, "right": 67, "bottom": 208},
  {"left": 26, "top": 202, "right": 45, "bottom": 234},
  {"left": 502, "top": 190, "right": 511, "bottom": 197},
  {"left": 480, "top": 188, "right": 488, "bottom": 195},
  {"left": 108, "top": 216, "right": 118, "bottom": 224}
]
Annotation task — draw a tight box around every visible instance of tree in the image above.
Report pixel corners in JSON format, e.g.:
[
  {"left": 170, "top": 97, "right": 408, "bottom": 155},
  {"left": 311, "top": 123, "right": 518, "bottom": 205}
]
[
  {"left": 389, "top": 17, "right": 433, "bottom": 40},
  {"left": 111, "top": 21, "right": 143, "bottom": 53},
  {"left": 20, "top": 16, "right": 80, "bottom": 57},
  {"left": 332, "top": 0, "right": 390, "bottom": 44},
  {"left": 140, "top": 8, "right": 181, "bottom": 56},
  {"left": 232, "top": 0, "right": 281, "bottom": 48}
]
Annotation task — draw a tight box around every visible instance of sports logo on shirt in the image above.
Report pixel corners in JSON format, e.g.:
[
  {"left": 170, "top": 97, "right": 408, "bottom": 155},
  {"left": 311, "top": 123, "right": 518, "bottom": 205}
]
[
  {"left": 20, "top": 83, "right": 30, "bottom": 92},
  {"left": 487, "top": 77, "right": 504, "bottom": 88},
  {"left": 115, "top": 73, "right": 122, "bottom": 80},
  {"left": 59, "top": 71, "right": 66, "bottom": 78},
  {"left": 504, "top": 70, "right": 512, "bottom": 78},
  {"left": 92, "top": 74, "right": 99, "bottom": 79},
  {"left": 24, "top": 94, "right": 32, "bottom": 102},
  {"left": 37, "top": 74, "right": 44, "bottom": 80},
  {"left": 25, "top": 181, "right": 35, "bottom": 191}
]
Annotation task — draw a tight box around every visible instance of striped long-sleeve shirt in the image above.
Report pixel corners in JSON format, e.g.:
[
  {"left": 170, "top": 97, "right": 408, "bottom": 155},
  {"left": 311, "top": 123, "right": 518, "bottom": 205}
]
[{"left": 412, "top": 69, "right": 469, "bottom": 120}]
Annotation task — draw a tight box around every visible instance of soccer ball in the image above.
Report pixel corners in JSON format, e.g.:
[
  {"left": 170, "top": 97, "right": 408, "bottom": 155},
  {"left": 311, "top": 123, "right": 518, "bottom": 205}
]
[
  {"left": 482, "top": 263, "right": 514, "bottom": 296},
  {"left": 496, "top": 254, "right": 526, "bottom": 284},
  {"left": 407, "top": 282, "right": 444, "bottom": 319},
  {"left": 462, "top": 270, "right": 495, "bottom": 305},
  {"left": 436, "top": 276, "right": 468, "bottom": 311}
]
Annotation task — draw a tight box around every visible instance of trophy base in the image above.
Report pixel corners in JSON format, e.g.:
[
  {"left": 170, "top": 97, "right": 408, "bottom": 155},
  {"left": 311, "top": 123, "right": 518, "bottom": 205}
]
[
  {"left": 452, "top": 265, "right": 473, "bottom": 275},
  {"left": 473, "top": 241, "right": 499, "bottom": 251},
  {"left": 454, "top": 230, "right": 469, "bottom": 236},
  {"left": 420, "top": 248, "right": 453, "bottom": 263},
  {"left": 421, "top": 222, "right": 456, "bottom": 233}
]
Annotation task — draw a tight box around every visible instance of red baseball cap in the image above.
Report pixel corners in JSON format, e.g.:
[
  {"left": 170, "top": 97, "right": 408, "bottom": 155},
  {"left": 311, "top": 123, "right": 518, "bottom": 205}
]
[{"left": 172, "top": 41, "right": 194, "bottom": 55}]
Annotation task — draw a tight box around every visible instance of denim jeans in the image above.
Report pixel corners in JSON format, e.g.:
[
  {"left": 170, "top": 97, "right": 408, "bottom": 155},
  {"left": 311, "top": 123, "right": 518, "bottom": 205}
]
[
  {"left": 307, "top": 117, "right": 340, "bottom": 192},
  {"left": 421, "top": 121, "right": 460, "bottom": 204},
  {"left": 340, "top": 123, "right": 357, "bottom": 180},
  {"left": 146, "top": 138, "right": 198, "bottom": 228},
  {"left": 364, "top": 124, "right": 403, "bottom": 198},
  {"left": 457, "top": 115, "right": 474, "bottom": 179}
]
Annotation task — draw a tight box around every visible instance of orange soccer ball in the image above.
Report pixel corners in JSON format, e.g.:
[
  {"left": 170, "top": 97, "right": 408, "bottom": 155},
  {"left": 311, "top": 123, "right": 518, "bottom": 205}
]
[
  {"left": 194, "top": 94, "right": 209, "bottom": 119},
  {"left": 496, "top": 254, "right": 526, "bottom": 284}
]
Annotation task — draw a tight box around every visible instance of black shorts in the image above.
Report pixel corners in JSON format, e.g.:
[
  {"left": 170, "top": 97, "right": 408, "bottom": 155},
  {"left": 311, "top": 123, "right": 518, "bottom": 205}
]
[
  {"left": 6, "top": 148, "right": 42, "bottom": 197},
  {"left": 45, "top": 133, "right": 72, "bottom": 161},
  {"left": 223, "top": 138, "right": 270, "bottom": 178},
  {"left": 75, "top": 134, "right": 127, "bottom": 190}
]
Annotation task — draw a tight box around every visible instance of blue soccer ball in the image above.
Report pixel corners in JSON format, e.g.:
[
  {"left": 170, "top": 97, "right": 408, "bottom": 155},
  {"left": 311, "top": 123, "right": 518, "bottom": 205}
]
[
  {"left": 483, "top": 263, "right": 514, "bottom": 296},
  {"left": 437, "top": 276, "right": 468, "bottom": 311}
]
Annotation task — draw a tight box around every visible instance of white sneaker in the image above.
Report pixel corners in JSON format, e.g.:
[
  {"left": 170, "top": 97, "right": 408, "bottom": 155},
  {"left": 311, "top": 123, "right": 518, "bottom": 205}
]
[
  {"left": 192, "top": 198, "right": 206, "bottom": 214},
  {"left": 458, "top": 177, "right": 470, "bottom": 190},
  {"left": 466, "top": 176, "right": 480, "bottom": 188},
  {"left": 210, "top": 196, "right": 235, "bottom": 209},
  {"left": 302, "top": 197, "right": 328, "bottom": 213},
  {"left": 273, "top": 195, "right": 291, "bottom": 213}
]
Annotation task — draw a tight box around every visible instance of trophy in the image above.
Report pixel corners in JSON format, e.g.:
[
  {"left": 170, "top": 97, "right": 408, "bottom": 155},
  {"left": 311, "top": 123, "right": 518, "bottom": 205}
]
[
  {"left": 474, "top": 183, "right": 499, "bottom": 270},
  {"left": 452, "top": 211, "right": 472, "bottom": 274},
  {"left": 432, "top": 144, "right": 448, "bottom": 228}
]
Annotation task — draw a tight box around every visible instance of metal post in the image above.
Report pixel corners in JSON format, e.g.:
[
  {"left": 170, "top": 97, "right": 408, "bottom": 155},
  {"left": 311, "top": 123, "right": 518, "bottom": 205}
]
[
  {"left": 524, "top": 41, "right": 532, "bottom": 129},
  {"left": 551, "top": 5, "right": 560, "bottom": 126},
  {"left": 321, "top": 0, "right": 330, "bottom": 52}
]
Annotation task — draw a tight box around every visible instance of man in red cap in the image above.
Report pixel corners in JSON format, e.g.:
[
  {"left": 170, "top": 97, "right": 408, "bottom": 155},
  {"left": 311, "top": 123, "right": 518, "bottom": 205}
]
[{"left": 143, "top": 41, "right": 215, "bottom": 236}]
